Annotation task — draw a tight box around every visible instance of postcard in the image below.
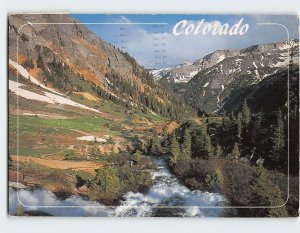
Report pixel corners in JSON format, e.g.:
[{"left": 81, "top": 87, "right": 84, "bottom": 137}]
[{"left": 8, "top": 14, "right": 299, "bottom": 217}]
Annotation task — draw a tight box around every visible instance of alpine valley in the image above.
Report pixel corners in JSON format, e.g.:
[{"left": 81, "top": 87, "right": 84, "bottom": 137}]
[{"left": 8, "top": 14, "right": 299, "bottom": 217}]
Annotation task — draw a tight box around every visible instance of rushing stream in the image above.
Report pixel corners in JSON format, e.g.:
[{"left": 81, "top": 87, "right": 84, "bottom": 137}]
[{"left": 9, "top": 159, "right": 226, "bottom": 217}]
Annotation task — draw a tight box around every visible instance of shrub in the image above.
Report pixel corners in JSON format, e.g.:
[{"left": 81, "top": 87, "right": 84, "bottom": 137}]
[
  {"left": 222, "top": 159, "right": 255, "bottom": 207},
  {"left": 190, "top": 158, "right": 217, "bottom": 182},
  {"left": 15, "top": 205, "right": 25, "bottom": 216},
  {"left": 171, "top": 160, "right": 191, "bottom": 177},
  {"left": 91, "top": 166, "right": 121, "bottom": 195},
  {"left": 107, "top": 153, "right": 129, "bottom": 165},
  {"left": 205, "top": 168, "right": 223, "bottom": 190},
  {"left": 87, "top": 163, "right": 153, "bottom": 203},
  {"left": 64, "top": 150, "right": 82, "bottom": 161},
  {"left": 88, "top": 146, "right": 103, "bottom": 160},
  {"left": 185, "top": 177, "right": 200, "bottom": 190}
]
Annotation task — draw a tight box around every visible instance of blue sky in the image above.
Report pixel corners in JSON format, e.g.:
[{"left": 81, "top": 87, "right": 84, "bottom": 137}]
[{"left": 72, "top": 14, "right": 299, "bottom": 69}]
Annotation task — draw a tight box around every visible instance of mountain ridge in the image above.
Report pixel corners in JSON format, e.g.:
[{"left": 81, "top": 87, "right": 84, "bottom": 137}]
[
  {"left": 154, "top": 39, "right": 299, "bottom": 113},
  {"left": 9, "top": 14, "right": 190, "bottom": 118},
  {"left": 152, "top": 40, "right": 298, "bottom": 84}
]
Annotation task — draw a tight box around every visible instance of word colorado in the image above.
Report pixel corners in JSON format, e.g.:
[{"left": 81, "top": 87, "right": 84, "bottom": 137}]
[{"left": 173, "top": 18, "right": 249, "bottom": 36}]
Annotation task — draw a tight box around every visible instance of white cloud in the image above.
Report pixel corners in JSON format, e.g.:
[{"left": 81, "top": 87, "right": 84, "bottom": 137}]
[
  {"left": 114, "top": 16, "right": 299, "bottom": 69},
  {"left": 124, "top": 27, "right": 229, "bottom": 68}
]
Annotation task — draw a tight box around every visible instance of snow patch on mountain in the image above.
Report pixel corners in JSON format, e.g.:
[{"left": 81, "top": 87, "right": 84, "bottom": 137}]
[
  {"left": 9, "top": 80, "right": 100, "bottom": 113},
  {"left": 149, "top": 68, "right": 171, "bottom": 80},
  {"left": 217, "top": 55, "right": 225, "bottom": 63},
  {"left": 252, "top": 62, "right": 258, "bottom": 69},
  {"left": 9, "top": 59, "right": 63, "bottom": 96},
  {"left": 203, "top": 82, "right": 210, "bottom": 87}
]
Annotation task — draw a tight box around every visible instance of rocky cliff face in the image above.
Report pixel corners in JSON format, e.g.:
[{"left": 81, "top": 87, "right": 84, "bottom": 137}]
[
  {"left": 9, "top": 14, "right": 140, "bottom": 87},
  {"left": 151, "top": 50, "right": 240, "bottom": 83},
  {"left": 8, "top": 14, "right": 188, "bottom": 118}
]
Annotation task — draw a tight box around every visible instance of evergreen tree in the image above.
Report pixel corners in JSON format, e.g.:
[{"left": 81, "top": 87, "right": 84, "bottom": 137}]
[
  {"left": 93, "top": 167, "right": 121, "bottom": 194},
  {"left": 170, "top": 133, "right": 180, "bottom": 164},
  {"left": 241, "top": 100, "right": 251, "bottom": 127},
  {"left": 269, "top": 109, "right": 285, "bottom": 165},
  {"left": 36, "top": 53, "right": 44, "bottom": 69},
  {"left": 203, "top": 131, "right": 213, "bottom": 159},
  {"left": 200, "top": 122, "right": 213, "bottom": 159},
  {"left": 222, "top": 115, "right": 232, "bottom": 133},
  {"left": 289, "top": 90, "right": 299, "bottom": 175},
  {"left": 249, "top": 165, "right": 289, "bottom": 217},
  {"left": 229, "top": 111, "right": 236, "bottom": 122},
  {"left": 251, "top": 112, "right": 262, "bottom": 150},
  {"left": 231, "top": 143, "right": 240, "bottom": 162},
  {"left": 182, "top": 129, "right": 192, "bottom": 161},
  {"left": 23, "top": 57, "right": 34, "bottom": 69},
  {"left": 215, "top": 143, "right": 222, "bottom": 158},
  {"left": 236, "top": 112, "right": 242, "bottom": 143},
  {"left": 150, "top": 136, "right": 162, "bottom": 155},
  {"left": 220, "top": 115, "right": 234, "bottom": 147}
]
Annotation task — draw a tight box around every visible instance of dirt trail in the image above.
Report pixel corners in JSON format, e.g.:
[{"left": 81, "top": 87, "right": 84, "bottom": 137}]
[
  {"left": 11, "top": 155, "right": 104, "bottom": 173},
  {"left": 69, "top": 129, "right": 90, "bottom": 136}
]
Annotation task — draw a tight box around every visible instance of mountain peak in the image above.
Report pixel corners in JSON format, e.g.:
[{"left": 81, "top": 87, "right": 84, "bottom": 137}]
[{"left": 158, "top": 39, "right": 299, "bottom": 113}]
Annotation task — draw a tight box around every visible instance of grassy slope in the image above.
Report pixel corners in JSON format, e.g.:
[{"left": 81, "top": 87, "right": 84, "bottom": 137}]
[
  {"left": 9, "top": 69, "right": 165, "bottom": 156},
  {"left": 8, "top": 69, "right": 164, "bottom": 205}
]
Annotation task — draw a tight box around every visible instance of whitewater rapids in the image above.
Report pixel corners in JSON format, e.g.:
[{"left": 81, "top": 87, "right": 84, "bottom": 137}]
[{"left": 9, "top": 159, "right": 226, "bottom": 217}]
